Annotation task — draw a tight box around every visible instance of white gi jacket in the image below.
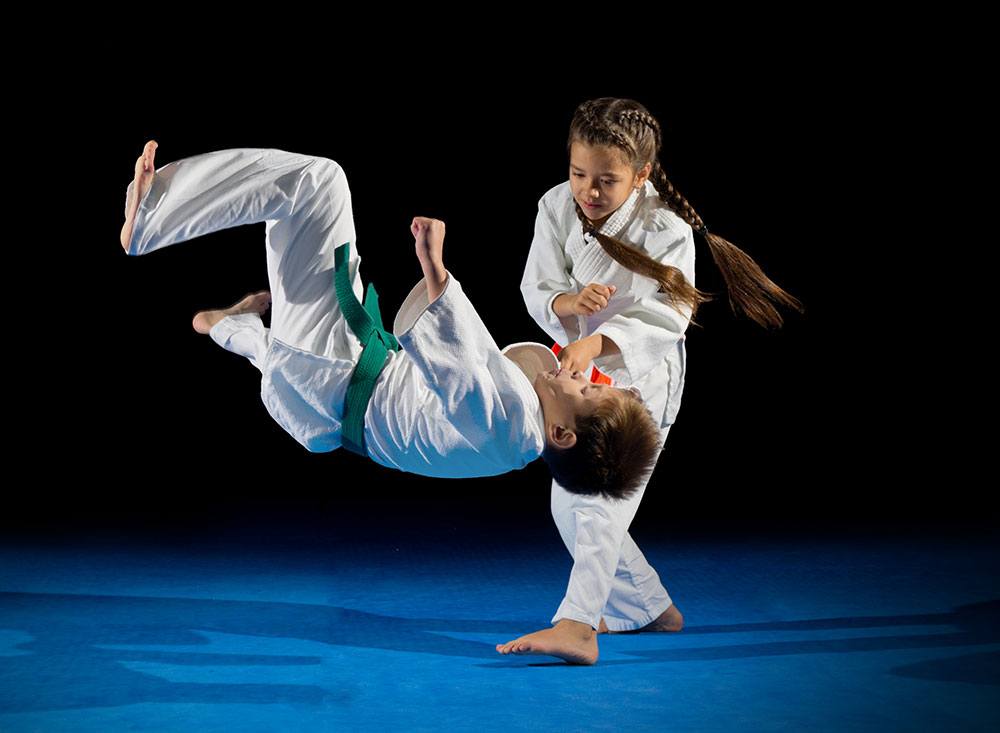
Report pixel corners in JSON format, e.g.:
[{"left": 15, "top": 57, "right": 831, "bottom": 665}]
[
  {"left": 519, "top": 180, "right": 696, "bottom": 429},
  {"left": 123, "top": 144, "right": 558, "bottom": 481},
  {"left": 211, "top": 272, "right": 556, "bottom": 479}
]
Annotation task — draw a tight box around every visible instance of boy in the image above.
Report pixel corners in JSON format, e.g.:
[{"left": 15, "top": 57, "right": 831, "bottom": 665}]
[{"left": 121, "top": 143, "right": 663, "bottom": 661}]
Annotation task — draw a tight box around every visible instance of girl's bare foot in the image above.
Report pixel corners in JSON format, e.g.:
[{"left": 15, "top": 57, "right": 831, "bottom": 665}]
[
  {"left": 192, "top": 291, "right": 271, "bottom": 334},
  {"left": 496, "top": 619, "right": 598, "bottom": 665},
  {"left": 121, "top": 140, "right": 158, "bottom": 254}
]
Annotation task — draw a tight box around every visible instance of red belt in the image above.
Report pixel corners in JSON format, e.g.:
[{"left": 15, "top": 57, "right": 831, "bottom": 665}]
[{"left": 551, "top": 342, "right": 613, "bottom": 385}]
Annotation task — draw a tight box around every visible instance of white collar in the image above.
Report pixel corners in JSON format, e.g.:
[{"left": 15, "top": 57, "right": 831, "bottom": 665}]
[{"left": 500, "top": 342, "right": 558, "bottom": 444}]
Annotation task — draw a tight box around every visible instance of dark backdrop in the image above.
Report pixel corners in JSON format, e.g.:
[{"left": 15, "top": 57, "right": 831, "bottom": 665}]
[{"left": 9, "top": 57, "right": 977, "bottom": 537}]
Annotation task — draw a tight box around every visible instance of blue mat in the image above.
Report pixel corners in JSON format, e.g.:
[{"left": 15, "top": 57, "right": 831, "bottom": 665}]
[{"left": 1, "top": 522, "right": 997, "bottom": 731}]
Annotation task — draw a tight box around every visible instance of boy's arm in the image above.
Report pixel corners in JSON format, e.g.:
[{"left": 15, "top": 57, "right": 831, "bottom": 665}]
[
  {"left": 393, "top": 271, "right": 517, "bottom": 464},
  {"left": 413, "top": 217, "right": 449, "bottom": 302},
  {"left": 398, "top": 216, "right": 536, "bottom": 471},
  {"left": 421, "top": 257, "right": 449, "bottom": 303}
]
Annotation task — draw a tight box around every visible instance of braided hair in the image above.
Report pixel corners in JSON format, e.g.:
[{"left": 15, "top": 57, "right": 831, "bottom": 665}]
[{"left": 568, "top": 97, "right": 804, "bottom": 328}]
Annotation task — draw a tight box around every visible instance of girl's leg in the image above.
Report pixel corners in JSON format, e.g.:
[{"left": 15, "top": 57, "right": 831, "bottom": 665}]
[
  {"left": 125, "top": 147, "right": 365, "bottom": 359},
  {"left": 548, "top": 425, "right": 675, "bottom": 631},
  {"left": 595, "top": 499, "right": 675, "bottom": 632}
]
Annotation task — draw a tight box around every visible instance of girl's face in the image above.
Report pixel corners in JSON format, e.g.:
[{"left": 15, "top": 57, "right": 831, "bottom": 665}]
[{"left": 569, "top": 141, "right": 651, "bottom": 226}]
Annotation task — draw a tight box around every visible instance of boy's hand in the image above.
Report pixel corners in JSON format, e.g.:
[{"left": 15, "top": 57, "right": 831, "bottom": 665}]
[
  {"left": 411, "top": 216, "right": 445, "bottom": 269},
  {"left": 411, "top": 216, "right": 447, "bottom": 301},
  {"left": 570, "top": 282, "right": 617, "bottom": 316}
]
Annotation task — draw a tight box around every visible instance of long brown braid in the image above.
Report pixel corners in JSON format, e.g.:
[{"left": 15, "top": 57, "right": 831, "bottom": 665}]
[{"left": 568, "top": 98, "right": 804, "bottom": 328}]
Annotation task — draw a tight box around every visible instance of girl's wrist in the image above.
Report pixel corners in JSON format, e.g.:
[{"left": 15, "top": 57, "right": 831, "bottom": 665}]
[
  {"left": 586, "top": 333, "right": 604, "bottom": 359},
  {"left": 552, "top": 292, "right": 576, "bottom": 317}
]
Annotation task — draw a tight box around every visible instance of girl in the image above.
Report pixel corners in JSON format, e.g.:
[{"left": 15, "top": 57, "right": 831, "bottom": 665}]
[{"left": 497, "top": 97, "right": 803, "bottom": 665}]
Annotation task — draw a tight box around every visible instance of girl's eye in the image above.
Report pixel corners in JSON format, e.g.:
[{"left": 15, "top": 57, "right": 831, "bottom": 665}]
[{"left": 572, "top": 173, "right": 617, "bottom": 186}]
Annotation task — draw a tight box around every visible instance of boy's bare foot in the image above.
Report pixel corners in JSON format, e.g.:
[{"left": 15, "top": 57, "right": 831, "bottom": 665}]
[
  {"left": 605, "top": 604, "right": 685, "bottom": 634},
  {"left": 192, "top": 291, "right": 272, "bottom": 334},
  {"left": 495, "top": 619, "right": 598, "bottom": 665},
  {"left": 121, "top": 140, "right": 158, "bottom": 254}
]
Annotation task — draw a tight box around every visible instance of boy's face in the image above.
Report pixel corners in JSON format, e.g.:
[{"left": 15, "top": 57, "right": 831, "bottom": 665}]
[
  {"left": 533, "top": 367, "right": 630, "bottom": 449},
  {"left": 569, "top": 141, "right": 651, "bottom": 226}
]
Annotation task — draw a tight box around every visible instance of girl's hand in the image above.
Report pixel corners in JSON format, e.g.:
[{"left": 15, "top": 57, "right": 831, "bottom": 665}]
[
  {"left": 570, "top": 282, "right": 617, "bottom": 316},
  {"left": 557, "top": 335, "right": 602, "bottom": 374},
  {"left": 412, "top": 216, "right": 445, "bottom": 269}
]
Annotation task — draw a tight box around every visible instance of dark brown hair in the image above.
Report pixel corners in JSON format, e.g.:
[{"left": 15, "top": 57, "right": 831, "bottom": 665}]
[
  {"left": 569, "top": 97, "right": 804, "bottom": 328},
  {"left": 541, "top": 390, "right": 663, "bottom": 501}
]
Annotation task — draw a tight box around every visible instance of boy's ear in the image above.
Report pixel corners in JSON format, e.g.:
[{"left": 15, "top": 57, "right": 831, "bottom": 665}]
[{"left": 549, "top": 423, "right": 577, "bottom": 450}]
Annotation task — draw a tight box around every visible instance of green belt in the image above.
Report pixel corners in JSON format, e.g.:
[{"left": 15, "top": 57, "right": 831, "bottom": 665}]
[{"left": 333, "top": 241, "right": 399, "bottom": 457}]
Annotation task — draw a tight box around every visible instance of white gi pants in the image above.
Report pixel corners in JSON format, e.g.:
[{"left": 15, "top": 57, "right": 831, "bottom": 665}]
[
  {"left": 125, "top": 147, "right": 366, "bottom": 365},
  {"left": 549, "top": 424, "right": 674, "bottom": 632}
]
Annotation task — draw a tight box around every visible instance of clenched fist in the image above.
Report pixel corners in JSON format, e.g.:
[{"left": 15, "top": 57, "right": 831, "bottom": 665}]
[
  {"left": 569, "top": 282, "right": 617, "bottom": 316},
  {"left": 412, "top": 216, "right": 445, "bottom": 269}
]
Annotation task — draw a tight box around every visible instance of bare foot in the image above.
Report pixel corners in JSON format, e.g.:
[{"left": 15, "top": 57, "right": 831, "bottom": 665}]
[
  {"left": 121, "top": 140, "right": 158, "bottom": 254},
  {"left": 192, "top": 291, "right": 272, "bottom": 334},
  {"left": 606, "top": 604, "right": 685, "bottom": 634},
  {"left": 495, "top": 619, "right": 598, "bottom": 665}
]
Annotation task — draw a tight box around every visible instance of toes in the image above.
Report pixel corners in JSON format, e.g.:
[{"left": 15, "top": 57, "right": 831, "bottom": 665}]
[{"left": 142, "top": 141, "right": 158, "bottom": 172}]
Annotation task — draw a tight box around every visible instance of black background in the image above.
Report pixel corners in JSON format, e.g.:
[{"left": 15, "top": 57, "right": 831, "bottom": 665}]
[{"left": 8, "top": 46, "right": 982, "bottom": 539}]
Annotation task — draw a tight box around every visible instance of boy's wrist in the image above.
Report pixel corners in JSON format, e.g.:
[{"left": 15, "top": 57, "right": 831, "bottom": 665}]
[
  {"left": 420, "top": 258, "right": 446, "bottom": 282},
  {"left": 421, "top": 259, "right": 448, "bottom": 301}
]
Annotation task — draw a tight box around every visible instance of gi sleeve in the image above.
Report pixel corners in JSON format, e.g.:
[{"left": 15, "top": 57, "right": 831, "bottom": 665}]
[
  {"left": 520, "top": 196, "right": 581, "bottom": 346},
  {"left": 393, "top": 271, "right": 511, "bottom": 455},
  {"left": 592, "top": 223, "right": 696, "bottom": 385}
]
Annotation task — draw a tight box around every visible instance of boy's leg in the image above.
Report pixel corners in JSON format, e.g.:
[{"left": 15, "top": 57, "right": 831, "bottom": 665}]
[
  {"left": 548, "top": 425, "right": 675, "bottom": 632},
  {"left": 208, "top": 313, "right": 270, "bottom": 373},
  {"left": 125, "top": 147, "right": 365, "bottom": 360}
]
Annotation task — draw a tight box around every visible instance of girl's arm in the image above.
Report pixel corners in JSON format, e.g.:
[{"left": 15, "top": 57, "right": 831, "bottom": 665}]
[
  {"left": 520, "top": 197, "right": 581, "bottom": 345},
  {"left": 591, "top": 224, "right": 696, "bottom": 384}
]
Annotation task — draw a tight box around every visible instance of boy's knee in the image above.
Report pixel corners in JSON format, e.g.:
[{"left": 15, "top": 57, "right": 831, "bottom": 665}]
[{"left": 314, "top": 157, "right": 348, "bottom": 188}]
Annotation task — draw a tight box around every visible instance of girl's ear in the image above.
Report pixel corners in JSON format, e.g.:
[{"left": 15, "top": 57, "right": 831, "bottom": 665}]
[{"left": 635, "top": 162, "right": 652, "bottom": 188}]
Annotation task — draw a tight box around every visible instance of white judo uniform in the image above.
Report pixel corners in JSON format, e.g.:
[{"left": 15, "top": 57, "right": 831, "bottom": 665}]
[
  {"left": 521, "top": 179, "right": 695, "bottom": 631},
  {"left": 125, "top": 147, "right": 553, "bottom": 478}
]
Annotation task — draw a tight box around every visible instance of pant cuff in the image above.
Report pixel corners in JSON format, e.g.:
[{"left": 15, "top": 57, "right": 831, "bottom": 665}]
[{"left": 601, "top": 598, "right": 674, "bottom": 632}]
